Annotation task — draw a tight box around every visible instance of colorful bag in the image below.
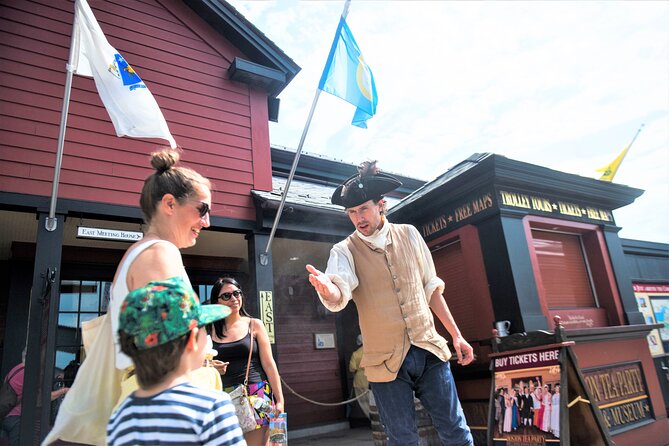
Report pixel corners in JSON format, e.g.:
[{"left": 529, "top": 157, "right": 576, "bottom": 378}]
[{"left": 228, "top": 319, "right": 258, "bottom": 433}]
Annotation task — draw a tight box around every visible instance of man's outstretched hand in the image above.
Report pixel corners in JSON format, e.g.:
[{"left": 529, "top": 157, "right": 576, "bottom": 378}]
[{"left": 306, "top": 264, "right": 341, "bottom": 302}]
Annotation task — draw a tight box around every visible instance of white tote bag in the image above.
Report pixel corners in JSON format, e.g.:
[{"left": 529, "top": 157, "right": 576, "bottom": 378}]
[{"left": 42, "top": 314, "right": 124, "bottom": 445}]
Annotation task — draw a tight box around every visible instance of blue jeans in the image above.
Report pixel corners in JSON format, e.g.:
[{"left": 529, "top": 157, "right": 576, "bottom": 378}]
[{"left": 370, "top": 346, "right": 473, "bottom": 446}]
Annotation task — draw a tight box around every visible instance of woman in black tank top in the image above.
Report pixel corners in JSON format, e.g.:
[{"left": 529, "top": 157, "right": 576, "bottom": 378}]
[{"left": 208, "top": 277, "right": 284, "bottom": 446}]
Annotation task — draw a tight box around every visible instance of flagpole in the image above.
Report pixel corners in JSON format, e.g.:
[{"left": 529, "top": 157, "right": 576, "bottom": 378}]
[
  {"left": 619, "top": 123, "right": 644, "bottom": 165},
  {"left": 259, "top": 0, "right": 352, "bottom": 265},
  {"left": 46, "top": 9, "right": 81, "bottom": 232}
]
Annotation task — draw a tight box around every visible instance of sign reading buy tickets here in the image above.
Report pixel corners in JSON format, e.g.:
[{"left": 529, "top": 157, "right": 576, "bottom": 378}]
[{"left": 492, "top": 348, "right": 561, "bottom": 445}]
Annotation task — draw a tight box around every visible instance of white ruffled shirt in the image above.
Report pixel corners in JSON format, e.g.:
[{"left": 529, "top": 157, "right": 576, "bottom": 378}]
[{"left": 321, "top": 220, "right": 445, "bottom": 312}]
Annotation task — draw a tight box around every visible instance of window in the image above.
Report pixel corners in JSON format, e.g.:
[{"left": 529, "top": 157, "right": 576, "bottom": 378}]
[
  {"left": 56, "top": 280, "right": 110, "bottom": 372},
  {"left": 196, "top": 284, "right": 214, "bottom": 305},
  {"left": 55, "top": 281, "right": 214, "bottom": 374},
  {"left": 526, "top": 216, "right": 624, "bottom": 329},
  {"left": 532, "top": 230, "right": 597, "bottom": 309}
]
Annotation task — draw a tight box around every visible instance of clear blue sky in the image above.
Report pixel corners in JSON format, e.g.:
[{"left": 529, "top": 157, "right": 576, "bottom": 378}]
[{"left": 230, "top": 0, "right": 669, "bottom": 244}]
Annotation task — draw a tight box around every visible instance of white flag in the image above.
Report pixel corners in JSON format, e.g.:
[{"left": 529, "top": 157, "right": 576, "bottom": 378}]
[{"left": 72, "top": 0, "right": 176, "bottom": 148}]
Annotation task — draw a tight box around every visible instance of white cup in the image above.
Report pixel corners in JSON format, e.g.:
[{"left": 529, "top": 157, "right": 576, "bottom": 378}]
[{"left": 495, "top": 320, "right": 511, "bottom": 337}]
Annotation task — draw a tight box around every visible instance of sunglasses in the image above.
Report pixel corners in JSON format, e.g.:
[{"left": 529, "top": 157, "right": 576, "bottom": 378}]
[
  {"left": 219, "top": 289, "right": 243, "bottom": 301},
  {"left": 190, "top": 200, "right": 210, "bottom": 218}
]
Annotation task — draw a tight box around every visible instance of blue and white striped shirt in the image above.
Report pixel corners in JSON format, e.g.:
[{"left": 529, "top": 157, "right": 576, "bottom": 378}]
[{"left": 107, "top": 383, "right": 246, "bottom": 445}]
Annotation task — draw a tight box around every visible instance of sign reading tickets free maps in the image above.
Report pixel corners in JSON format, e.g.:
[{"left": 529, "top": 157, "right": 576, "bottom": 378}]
[{"left": 583, "top": 362, "right": 653, "bottom": 434}]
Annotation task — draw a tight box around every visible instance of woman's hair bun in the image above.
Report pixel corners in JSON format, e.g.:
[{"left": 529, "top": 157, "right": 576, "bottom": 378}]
[{"left": 150, "top": 149, "right": 180, "bottom": 174}]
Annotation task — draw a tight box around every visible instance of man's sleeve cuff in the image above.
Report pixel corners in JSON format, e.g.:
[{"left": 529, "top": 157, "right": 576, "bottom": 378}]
[
  {"left": 317, "top": 274, "right": 351, "bottom": 312},
  {"left": 424, "top": 277, "right": 445, "bottom": 303}
]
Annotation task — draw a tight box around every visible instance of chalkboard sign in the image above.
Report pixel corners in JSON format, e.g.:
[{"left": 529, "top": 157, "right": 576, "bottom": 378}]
[{"left": 488, "top": 317, "right": 613, "bottom": 446}]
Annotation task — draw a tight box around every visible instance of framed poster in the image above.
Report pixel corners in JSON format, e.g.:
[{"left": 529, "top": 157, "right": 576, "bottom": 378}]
[
  {"left": 633, "top": 284, "right": 668, "bottom": 356},
  {"left": 650, "top": 297, "right": 669, "bottom": 341},
  {"left": 491, "top": 347, "right": 562, "bottom": 445}
]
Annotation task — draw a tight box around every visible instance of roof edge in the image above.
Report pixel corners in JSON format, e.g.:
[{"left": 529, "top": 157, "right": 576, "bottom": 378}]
[{"left": 184, "top": 0, "right": 301, "bottom": 96}]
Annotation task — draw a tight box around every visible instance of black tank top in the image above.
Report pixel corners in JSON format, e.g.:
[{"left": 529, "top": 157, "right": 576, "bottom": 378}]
[{"left": 213, "top": 330, "right": 266, "bottom": 388}]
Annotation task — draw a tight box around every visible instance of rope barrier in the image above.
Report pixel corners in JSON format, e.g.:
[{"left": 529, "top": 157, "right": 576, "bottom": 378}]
[{"left": 280, "top": 377, "right": 369, "bottom": 407}]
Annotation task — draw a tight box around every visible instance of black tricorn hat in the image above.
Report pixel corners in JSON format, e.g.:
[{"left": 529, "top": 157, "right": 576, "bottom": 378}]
[{"left": 331, "top": 161, "right": 402, "bottom": 208}]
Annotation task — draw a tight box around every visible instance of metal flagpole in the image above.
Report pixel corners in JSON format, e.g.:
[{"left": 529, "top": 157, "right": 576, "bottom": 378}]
[
  {"left": 620, "top": 123, "right": 645, "bottom": 164},
  {"left": 45, "top": 6, "right": 81, "bottom": 231},
  {"left": 259, "top": 0, "right": 352, "bottom": 265}
]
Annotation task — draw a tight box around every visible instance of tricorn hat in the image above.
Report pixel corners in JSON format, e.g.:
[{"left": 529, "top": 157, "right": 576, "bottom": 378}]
[{"left": 331, "top": 161, "right": 402, "bottom": 208}]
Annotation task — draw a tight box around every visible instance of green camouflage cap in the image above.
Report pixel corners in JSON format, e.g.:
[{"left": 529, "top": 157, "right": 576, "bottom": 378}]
[{"left": 119, "top": 276, "right": 231, "bottom": 350}]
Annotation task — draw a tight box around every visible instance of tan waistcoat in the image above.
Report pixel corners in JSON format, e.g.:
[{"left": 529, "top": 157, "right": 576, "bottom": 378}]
[{"left": 346, "top": 223, "right": 451, "bottom": 382}]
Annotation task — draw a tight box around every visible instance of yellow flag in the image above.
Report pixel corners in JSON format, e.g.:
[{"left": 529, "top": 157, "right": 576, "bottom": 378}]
[{"left": 597, "top": 146, "right": 630, "bottom": 182}]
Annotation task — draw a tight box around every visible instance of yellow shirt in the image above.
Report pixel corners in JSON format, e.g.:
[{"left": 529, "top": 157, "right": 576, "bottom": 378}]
[{"left": 349, "top": 346, "right": 368, "bottom": 390}]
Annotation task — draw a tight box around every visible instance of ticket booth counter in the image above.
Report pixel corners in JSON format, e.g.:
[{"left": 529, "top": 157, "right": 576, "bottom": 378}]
[{"left": 388, "top": 153, "right": 669, "bottom": 445}]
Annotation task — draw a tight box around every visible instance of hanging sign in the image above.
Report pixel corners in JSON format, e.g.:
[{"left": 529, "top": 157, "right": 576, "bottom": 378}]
[
  {"left": 491, "top": 347, "right": 562, "bottom": 445},
  {"left": 77, "top": 226, "right": 143, "bottom": 242},
  {"left": 259, "top": 291, "right": 275, "bottom": 344}
]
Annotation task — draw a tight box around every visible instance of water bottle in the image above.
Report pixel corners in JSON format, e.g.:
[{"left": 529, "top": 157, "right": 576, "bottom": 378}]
[{"left": 269, "top": 412, "right": 287, "bottom": 445}]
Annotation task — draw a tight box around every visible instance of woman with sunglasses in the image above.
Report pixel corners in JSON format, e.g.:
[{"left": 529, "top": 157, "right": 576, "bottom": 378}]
[
  {"left": 209, "top": 277, "right": 285, "bottom": 446},
  {"left": 46, "top": 148, "right": 216, "bottom": 445}
]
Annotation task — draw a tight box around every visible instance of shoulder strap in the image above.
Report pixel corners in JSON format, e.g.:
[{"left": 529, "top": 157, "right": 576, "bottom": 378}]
[
  {"left": 118, "top": 239, "right": 171, "bottom": 281},
  {"left": 242, "top": 319, "right": 254, "bottom": 387}
]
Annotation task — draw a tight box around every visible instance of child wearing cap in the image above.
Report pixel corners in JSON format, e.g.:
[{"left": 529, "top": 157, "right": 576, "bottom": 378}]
[{"left": 107, "top": 277, "right": 247, "bottom": 446}]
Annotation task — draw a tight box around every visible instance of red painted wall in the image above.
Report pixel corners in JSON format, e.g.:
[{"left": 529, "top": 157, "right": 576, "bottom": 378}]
[
  {"left": 573, "top": 339, "right": 669, "bottom": 446},
  {"left": 431, "top": 225, "right": 496, "bottom": 343},
  {"left": 0, "top": 0, "right": 272, "bottom": 221}
]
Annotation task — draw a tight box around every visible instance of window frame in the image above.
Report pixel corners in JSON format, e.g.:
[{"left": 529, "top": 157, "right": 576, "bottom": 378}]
[
  {"left": 524, "top": 216, "right": 626, "bottom": 329},
  {"left": 531, "top": 227, "right": 600, "bottom": 309}
]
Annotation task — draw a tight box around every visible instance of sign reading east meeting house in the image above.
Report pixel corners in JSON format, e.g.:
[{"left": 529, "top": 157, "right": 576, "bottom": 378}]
[
  {"left": 583, "top": 362, "right": 653, "bottom": 434},
  {"left": 77, "top": 226, "right": 143, "bottom": 242}
]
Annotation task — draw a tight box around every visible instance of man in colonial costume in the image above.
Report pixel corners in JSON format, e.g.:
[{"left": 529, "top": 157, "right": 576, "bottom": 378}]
[{"left": 307, "top": 161, "right": 474, "bottom": 446}]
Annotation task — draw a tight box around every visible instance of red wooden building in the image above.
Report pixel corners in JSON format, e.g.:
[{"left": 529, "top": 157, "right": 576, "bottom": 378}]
[
  {"left": 0, "top": 0, "right": 326, "bottom": 440},
  {"left": 0, "top": 2, "right": 424, "bottom": 439}
]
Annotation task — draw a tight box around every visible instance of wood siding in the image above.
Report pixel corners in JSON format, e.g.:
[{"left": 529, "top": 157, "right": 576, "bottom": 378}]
[
  {"left": 0, "top": 0, "right": 272, "bottom": 221},
  {"left": 274, "top": 275, "right": 345, "bottom": 428}
]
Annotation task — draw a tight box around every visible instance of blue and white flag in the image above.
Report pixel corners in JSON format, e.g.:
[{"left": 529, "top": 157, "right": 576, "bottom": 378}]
[
  {"left": 318, "top": 17, "right": 377, "bottom": 128},
  {"left": 72, "top": 0, "right": 176, "bottom": 148}
]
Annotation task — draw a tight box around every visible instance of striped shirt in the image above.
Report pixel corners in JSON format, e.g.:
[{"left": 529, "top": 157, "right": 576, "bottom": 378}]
[{"left": 107, "top": 383, "right": 246, "bottom": 446}]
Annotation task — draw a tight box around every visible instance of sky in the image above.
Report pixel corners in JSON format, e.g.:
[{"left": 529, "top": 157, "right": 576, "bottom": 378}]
[{"left": 228, "top": 0, "right": 669, "bottom": 244}]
